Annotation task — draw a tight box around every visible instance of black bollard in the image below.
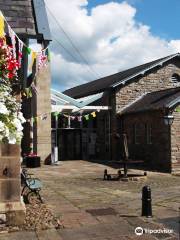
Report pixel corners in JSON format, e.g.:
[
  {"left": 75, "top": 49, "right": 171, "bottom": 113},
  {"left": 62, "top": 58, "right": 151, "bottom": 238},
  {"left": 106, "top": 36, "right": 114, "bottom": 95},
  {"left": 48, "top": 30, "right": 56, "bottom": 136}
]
[
  {"left": 141, "top": 185, "right": 152, "bottom": 217},
  {"left": 104, "top": 169, "right": 108, "bottom": 180}
]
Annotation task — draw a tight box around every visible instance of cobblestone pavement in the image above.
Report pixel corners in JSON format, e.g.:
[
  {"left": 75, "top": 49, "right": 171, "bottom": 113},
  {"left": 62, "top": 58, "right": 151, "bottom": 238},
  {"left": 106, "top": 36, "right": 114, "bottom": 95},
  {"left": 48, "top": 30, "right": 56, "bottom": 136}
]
[{"left": 1, "top": 160, "right": 180, "bottom": 240}]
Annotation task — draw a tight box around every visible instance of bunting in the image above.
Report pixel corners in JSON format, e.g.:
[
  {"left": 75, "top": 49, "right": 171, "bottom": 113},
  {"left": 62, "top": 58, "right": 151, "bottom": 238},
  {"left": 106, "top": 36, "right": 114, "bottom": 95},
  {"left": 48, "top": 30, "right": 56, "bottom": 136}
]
[
  {"left": 58, "top": 111, "right": 98, "bottom": 121},
  {"left": 8, "top": 25, "right": 16, "bottom": 59},
  {"left": 0, "top": 14, "right": 4, "bottom": 37},
  {"left": 91, "top": 112, "right": 96, "bottom": 118},
  {"left": 0, "top": 10, "right": 49, "bottom": 60},
  {"left": 29, "top": 51, "right": 37, "bottom": 71},
  {"left": 18, "top": 40, "right": 23, "bottom": 67}
]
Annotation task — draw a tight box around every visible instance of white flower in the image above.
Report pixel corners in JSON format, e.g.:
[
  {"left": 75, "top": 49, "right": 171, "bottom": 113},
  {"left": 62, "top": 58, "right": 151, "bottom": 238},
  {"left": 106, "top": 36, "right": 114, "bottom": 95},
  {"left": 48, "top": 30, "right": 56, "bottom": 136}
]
[
  {"left": 8, "top": 133, "right": 17, "bottom": 144},
  {"left": 13, "top": 118, "right": 23, "bottom": 132},
  {"left": 0, "top": 121, "right": 5, "bottom": 131},
  {"left": 18, "top": 112, "right": 26, "bottom": 124},
  {"left": 4, "top": 126, "right": 9, "bottom": 137},
  {"left": 0, "top": 102, "right": 9, "bottom": 114}
]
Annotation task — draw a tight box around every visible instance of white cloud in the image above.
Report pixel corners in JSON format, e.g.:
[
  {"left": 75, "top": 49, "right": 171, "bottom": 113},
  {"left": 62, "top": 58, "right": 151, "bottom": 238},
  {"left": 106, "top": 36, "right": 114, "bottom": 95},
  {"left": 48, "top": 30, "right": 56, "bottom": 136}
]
[{"left": 45, "top": 0, "right": 180, "bottom": 91}]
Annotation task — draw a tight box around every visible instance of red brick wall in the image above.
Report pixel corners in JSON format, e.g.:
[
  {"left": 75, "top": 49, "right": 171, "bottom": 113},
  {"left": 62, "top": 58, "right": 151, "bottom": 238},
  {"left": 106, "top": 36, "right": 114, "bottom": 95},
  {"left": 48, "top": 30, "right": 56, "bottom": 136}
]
[{"left": 122, "top": 111, "right": 171, "bottom": 172}]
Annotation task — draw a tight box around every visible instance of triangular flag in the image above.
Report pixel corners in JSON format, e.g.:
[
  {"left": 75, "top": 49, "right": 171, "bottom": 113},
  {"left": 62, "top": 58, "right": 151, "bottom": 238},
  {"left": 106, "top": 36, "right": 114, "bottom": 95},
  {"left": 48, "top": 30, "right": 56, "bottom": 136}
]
[
  {"left": 25, "top": 88, "right": 32, "bottom": 98},
  {"left": 91, "top": 112, "right": 96, "bottom": 118},
  {"left": 53, "top": 112, "right": 59, "bottom": 117},
  {"left": 8, "top": 25, "right": 16, "bottom": 59},
  {"left": 77, "top": 116, "right": 82, "bottom": 122},
  {"left": 0, "top": 15, "right": 5, "bottom": 37},
  {"left": 84, "top": 114, "right": 89, "bottom": 121},
  {"left": 29, "top": 51, "right": 37, "bottom": 71},
  {"left": 26, "top": 47, "right": 31, "bottom": 55},
  {"left": 47, "top": 49, "right": 51, "bottom": 62}
]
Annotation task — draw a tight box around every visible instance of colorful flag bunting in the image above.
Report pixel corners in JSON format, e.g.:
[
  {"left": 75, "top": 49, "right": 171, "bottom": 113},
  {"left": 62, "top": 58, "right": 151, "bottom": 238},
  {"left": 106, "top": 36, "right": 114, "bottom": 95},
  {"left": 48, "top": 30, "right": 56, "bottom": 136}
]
[
  {"left": 84, "top": 114, "right": 89, "bottom": 121},
  {"left": 8, "top": 25, "right": 16, "bottom": 59},
  {"left": 77, "top": 116, "right": 82, "bottom": 122},
  {"left": 18, "top": 40, "right": 23, "bottom": 67},
  {"left": 0, "top": 14, "right": 4, "bottom": 37},
  {"left": 91, "top": 112, "right": 96, "bottom": 118},
  {"left": 26, "top": 47, "right": 31, "bottom": 55}
]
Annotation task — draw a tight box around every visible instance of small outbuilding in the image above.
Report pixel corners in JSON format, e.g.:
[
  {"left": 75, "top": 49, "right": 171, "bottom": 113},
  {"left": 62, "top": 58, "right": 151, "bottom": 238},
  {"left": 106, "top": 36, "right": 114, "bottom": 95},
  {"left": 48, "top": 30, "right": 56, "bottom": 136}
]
[{"left": 120, "top": 87, "right": 180, "bottom": 173}]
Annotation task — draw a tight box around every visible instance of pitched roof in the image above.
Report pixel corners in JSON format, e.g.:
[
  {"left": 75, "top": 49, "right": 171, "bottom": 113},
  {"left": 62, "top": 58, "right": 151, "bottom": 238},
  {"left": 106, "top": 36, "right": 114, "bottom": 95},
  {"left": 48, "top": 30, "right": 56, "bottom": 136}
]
[
  {"left": 120, "top": 87, "right": 180, "bottom": 115},
  {"left": 63, "top": 53, "right": 180, "bottom": 98},
  {"left": 0, "top": 0, "right": 51, "bottom": 42}
]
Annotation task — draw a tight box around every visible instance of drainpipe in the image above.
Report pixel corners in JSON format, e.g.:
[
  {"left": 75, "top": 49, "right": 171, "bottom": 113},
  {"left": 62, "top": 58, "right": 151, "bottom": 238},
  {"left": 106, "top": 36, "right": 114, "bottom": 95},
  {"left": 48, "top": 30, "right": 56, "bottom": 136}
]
[{"left": 54, "top": 114, "right": 59, "bottom": 164}]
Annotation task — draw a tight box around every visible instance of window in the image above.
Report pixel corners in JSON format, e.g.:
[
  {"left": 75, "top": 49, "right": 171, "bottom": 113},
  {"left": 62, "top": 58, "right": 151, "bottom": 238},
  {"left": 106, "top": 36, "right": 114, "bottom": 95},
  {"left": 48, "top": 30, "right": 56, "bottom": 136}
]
[
  {"left": 146, "top": 124, "right": 152, "bottom": 144},
  {"left": 134, "top": 123, "right": 143, "bottom": 144},
  {"left": 171, "top": 73, "right": 180, "bottom": 84}
]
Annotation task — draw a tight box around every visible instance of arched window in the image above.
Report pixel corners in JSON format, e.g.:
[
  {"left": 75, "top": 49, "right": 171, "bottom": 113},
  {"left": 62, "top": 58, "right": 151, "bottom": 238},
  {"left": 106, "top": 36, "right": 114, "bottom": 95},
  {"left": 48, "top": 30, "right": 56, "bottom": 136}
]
[{"left": 171, "top": 73, "right": 180, "bottom": 83}]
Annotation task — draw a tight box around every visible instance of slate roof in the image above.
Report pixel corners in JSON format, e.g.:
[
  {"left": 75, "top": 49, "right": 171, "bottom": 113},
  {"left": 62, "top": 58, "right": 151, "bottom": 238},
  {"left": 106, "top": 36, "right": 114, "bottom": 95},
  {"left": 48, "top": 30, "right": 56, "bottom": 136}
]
[
  {"left": 120, "top": 87, "right": 180, "bottom": 115},
  {"left": 0, "top": 0, "right": 51, "bottom": 41},
  {"left": 64, "top": 53, "right": 180, "bottom": 98}
]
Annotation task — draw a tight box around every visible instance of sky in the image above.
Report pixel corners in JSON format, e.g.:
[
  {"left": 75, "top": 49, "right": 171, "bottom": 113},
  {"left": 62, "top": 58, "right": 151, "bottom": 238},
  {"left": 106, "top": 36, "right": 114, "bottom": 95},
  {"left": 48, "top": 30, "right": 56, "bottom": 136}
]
[{"left": 41, "top": 0, "right": 180, "bottom": 92}]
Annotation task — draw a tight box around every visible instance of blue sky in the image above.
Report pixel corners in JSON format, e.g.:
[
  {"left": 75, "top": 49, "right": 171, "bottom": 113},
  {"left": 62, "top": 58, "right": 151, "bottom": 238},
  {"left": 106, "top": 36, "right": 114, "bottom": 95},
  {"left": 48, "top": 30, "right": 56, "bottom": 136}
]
[
  {"left": 88, "top": 0, "right": 180, "bottom": 39},
  {"left": 46, "top": 0, "right": 180, "bottom": 91}
]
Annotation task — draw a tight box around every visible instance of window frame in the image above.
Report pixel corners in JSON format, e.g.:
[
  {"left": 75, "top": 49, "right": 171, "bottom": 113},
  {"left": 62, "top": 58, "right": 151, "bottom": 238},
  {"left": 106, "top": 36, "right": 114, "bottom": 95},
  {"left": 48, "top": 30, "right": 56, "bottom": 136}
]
[{"left": 146, "top": 123, "right": 152, "bottom": 144}]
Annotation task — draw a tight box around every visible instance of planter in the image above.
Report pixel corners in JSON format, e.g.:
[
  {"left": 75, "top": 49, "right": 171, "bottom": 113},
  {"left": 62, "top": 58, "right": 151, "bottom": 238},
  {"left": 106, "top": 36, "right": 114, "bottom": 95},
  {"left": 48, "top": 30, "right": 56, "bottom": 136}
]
[{"left": 25, "top": 156, "right": 41, "bottom": 168}]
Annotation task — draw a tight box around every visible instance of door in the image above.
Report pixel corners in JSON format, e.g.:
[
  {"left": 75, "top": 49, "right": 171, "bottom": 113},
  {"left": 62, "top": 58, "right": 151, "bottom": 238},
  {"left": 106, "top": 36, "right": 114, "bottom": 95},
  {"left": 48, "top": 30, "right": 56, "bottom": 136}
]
[{"left": 58, "top": 129, "right": 82, "bottom": 160}]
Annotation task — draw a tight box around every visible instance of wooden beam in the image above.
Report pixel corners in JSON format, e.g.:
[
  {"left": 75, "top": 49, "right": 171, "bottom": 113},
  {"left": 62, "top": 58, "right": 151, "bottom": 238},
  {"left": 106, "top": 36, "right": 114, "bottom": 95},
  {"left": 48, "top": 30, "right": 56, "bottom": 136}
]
[{"left": 52, "top": 105, "right": 110, "bottom": 112}]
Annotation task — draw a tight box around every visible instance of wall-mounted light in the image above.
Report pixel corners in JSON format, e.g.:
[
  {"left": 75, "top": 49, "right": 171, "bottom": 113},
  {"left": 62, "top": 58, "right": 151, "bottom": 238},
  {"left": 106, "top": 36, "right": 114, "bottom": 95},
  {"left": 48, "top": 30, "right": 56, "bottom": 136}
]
[{"left": 163, "top": 114, "right": 174, "bottom": 126}]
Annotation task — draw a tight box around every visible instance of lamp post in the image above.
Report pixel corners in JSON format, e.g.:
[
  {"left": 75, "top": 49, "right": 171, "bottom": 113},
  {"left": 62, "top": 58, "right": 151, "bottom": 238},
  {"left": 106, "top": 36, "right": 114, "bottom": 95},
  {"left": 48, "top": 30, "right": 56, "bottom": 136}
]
[{"left": 163, "top": 114, "right": 174, "bottom": 126}]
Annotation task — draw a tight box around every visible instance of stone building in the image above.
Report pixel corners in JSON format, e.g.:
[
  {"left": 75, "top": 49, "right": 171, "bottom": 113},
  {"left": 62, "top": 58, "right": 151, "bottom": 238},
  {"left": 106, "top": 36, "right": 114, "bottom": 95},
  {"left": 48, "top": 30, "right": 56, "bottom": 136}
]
[
  {"left": 0, "top": 0, "right": 51, "bottom": 225},
  {"left": 0, "top": 0, "right": 52, "bottom": 162},
  {"left": 64, "top": 53, "right": 180, "bottom": 173}
]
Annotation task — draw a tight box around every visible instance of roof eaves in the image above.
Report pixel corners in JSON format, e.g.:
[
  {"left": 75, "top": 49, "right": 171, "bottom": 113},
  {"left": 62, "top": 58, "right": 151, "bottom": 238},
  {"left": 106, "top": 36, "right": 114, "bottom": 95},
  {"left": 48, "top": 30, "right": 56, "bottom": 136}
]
[
  {"left": 167, "top": 96, "right": 180, "bottom": 109},
  {"left": 111, "top": 53, "right": 180, "bottom": 89},
  {"left": 32, "top": 0, "right": 52, "bottom": 43},
  {"left": 51, "top": 89, "right": 83, "bottom": 108}
]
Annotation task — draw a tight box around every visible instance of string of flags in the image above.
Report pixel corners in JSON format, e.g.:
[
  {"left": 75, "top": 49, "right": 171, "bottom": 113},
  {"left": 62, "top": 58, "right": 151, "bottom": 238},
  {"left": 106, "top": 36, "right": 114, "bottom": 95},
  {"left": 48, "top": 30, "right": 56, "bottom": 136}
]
[
  {"left": 26, "top": 113, "right": 48, "bottom": 123},
  {"left": 24, "top": 109, "right": 100, "bottom": 124},
  {"left": 52, "top": 111, "right": 99, "bottom": 121},
  {"left": 0, "top": 11, "right": 50, "bottom": 98}
]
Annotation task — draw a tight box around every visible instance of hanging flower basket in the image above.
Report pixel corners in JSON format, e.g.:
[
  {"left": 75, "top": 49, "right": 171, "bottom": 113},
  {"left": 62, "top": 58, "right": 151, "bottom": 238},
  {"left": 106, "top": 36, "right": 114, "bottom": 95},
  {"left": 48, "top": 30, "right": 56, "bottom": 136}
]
[{"left": 0, "top": 38, "right": 25, "bottom": 145}]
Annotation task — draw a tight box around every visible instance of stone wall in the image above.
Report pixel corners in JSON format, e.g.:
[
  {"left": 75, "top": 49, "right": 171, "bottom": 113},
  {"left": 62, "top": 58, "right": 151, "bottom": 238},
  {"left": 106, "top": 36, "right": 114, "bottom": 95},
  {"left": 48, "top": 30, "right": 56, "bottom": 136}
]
[
  {"left": 35, "top": 63, "right": 52, "bottom": 162},
  {"left": 122, "top": 111, "right": 171, "bottom": 172},
  {"left": 171, "top": 107, "right": 180, "bottom": 174},
  {"left": 0, "top": 144, "right": 25, "bottom": 225},
  {"left": 116, "top": 60, "right": 180, "bottom": 112},
  {"left": 110, "top": 59, "right": 180, "bottom": 160},
  {"left": 0, "top": 0, "right": 36, "bottom": 36}
]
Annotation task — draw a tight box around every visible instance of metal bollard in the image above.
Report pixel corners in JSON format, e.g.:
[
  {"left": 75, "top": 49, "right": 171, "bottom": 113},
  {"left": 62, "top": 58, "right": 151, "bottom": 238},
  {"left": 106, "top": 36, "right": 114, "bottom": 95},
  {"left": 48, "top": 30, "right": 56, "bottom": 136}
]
[
  {"left": 104, "top": 169, "right": 108, "bottom": 180},
  {"left": 141, "top": 185, "right": 152, "bottom": 217}
]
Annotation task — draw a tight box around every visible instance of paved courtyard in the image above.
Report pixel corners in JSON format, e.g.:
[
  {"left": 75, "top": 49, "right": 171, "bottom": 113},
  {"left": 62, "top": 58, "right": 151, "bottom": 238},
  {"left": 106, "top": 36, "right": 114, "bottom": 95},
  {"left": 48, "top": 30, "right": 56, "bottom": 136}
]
[{"left": 1, "top": 160, "right": 180, "bottom": 239}]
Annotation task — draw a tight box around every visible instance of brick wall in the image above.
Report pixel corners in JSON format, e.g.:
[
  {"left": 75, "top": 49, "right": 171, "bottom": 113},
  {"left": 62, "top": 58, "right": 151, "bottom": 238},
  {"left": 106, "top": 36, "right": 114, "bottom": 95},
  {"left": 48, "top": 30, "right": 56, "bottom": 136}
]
[
  {"left": 122, "top": 111, "right": 171, "bottom": 172},
  {"left": 171, "top": 107, "right": 180, "bottom": 174}
]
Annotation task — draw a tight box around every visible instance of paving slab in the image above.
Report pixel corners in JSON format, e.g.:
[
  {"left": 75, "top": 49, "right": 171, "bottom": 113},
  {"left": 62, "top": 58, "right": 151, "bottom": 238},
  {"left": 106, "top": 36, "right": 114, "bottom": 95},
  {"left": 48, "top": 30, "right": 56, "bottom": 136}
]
[
  {"left": 0, "top": 231, "right": 37, "bottom": 240},
  {"left": 36, "top": 229, "right": 63, "bottom": 240}
]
